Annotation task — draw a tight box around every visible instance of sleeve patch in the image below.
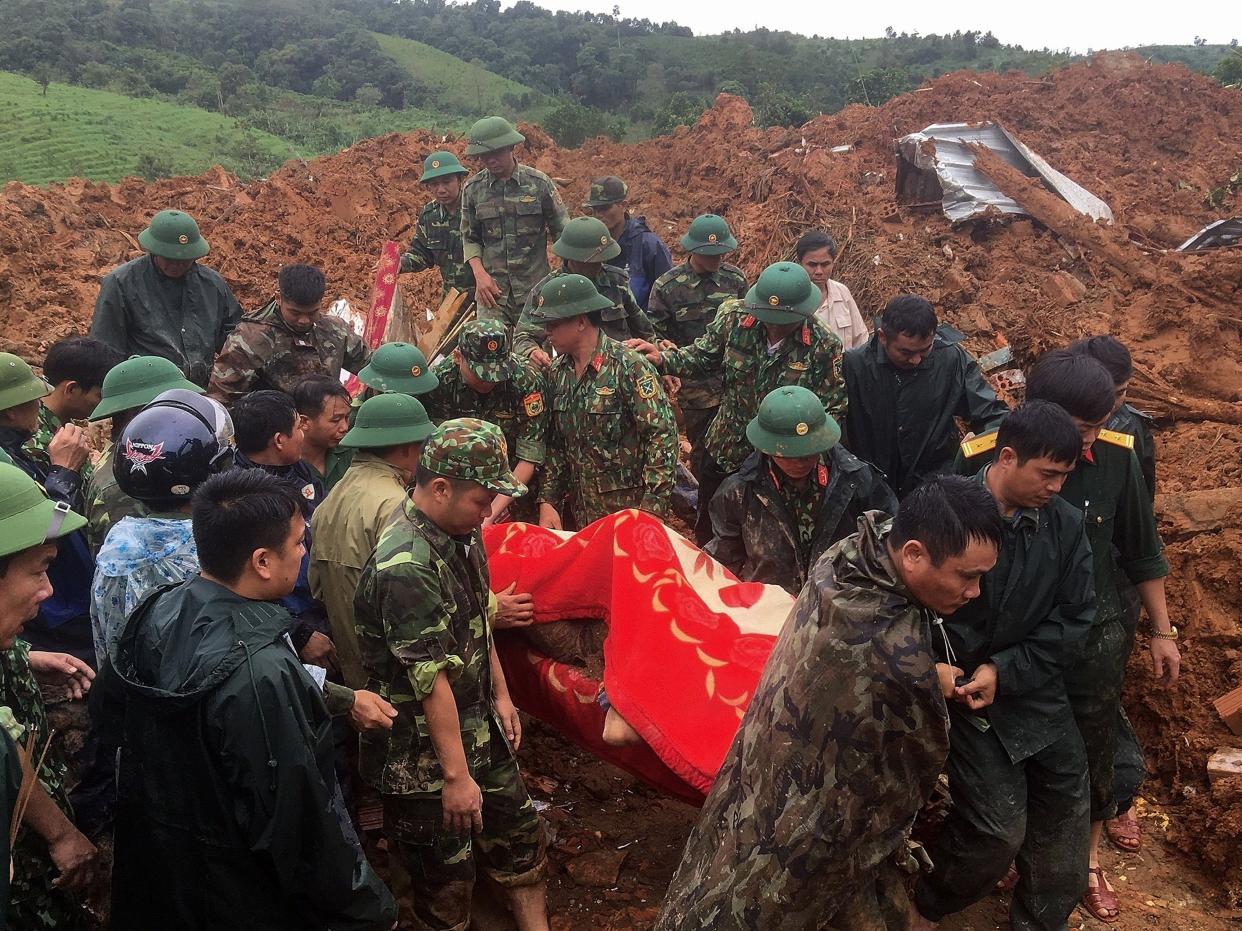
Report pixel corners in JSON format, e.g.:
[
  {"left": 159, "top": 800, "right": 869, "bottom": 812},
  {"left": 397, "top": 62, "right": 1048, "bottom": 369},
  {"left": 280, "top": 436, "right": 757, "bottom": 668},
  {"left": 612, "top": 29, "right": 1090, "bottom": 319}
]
[
  {"left": 523, "top": 391, "right": 544, "bottom": 416},
  {"left": 637, "top": 373, "right": 658, "bottom": 400}
]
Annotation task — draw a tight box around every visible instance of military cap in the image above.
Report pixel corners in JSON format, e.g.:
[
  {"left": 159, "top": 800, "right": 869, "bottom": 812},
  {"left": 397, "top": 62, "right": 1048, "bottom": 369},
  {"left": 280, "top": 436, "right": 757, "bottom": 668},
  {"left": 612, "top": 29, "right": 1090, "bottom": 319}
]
[
  {"left": 583, "top": 176, "right": 628, "bottom": 208},
  {"left": 465, "top": 116, "right": 525, "bottom": 156},
  {"left": 89, "top": 355, "right": 203, "bottom": 422},
  {"left": 421, "top": 417, "right": 526, "bottom": 496},
  {"left": 0, "top": 353, "right": 49, "bottom": 413},
  {"left": 680, "top": 214, "right": 738, "bottom": 255},
  {"left": 553, "top": 216, "right": 621, "bottom": 263},
  {"left": 357, "top": 342, "right": 440, "bottom": 395},
  {"left": 420, "top": 151, "right": 469, "bottom": 183},
  {"left": 0, "top": 462, "right": 86, "bottom": 558},
  {"left": 743, "top": 261, "right": 820, "bottom": 324},
  {"left": 746, "top": 385, "right": 840, "bottom": 458},
  {"left": 138, "top": 209, "right": 209, "bottom": 261},
  {"left": 525, "top": 274, "right": 614, "bottom": 324},
  {"left": 340, "top": 393, "right": 434, "bottom": 449},
  {"left": 457, "top": 320, "right": 515, "bottom": 382}
]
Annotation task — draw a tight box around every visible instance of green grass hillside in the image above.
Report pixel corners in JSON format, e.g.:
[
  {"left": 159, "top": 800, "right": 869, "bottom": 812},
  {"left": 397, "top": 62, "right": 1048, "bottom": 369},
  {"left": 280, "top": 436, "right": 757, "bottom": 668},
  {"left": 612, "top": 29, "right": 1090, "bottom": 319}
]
[
  {"left": 0, "top": 73, "right": 298, "bottom": 185},
  {"left": 370, "top": 32, "right": 548, "bottom": 119}
]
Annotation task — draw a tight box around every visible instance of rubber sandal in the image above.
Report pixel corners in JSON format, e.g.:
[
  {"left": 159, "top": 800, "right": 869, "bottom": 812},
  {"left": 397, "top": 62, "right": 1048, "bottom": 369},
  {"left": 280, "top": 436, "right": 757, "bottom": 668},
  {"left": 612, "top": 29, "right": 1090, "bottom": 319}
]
[
  {"left": 1106, "top": 809, "right": 1142, "bottom": 852},
  {"left": 1082, "top": 866, "right": 1120, "bottom": 923},
  {"left": 995, "top": 863, "right": 1019, "bottom": 892}
]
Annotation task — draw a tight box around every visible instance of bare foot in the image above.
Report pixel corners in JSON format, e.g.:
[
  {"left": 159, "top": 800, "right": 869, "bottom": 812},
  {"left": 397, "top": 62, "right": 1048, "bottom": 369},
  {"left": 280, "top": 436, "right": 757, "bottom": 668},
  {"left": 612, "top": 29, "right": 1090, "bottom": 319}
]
[{"left": 601, "top": 706, "right": 643, "bottom": 747}]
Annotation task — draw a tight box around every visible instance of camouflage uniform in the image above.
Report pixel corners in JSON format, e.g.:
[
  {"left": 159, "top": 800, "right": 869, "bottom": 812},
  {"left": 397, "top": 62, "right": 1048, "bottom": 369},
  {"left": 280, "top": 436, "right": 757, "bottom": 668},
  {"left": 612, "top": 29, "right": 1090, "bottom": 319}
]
[
  {"left": 655, "top": 514, "right": 950, "bottom": 931},
  {"left": 539, "top": 331, "right": 678, "bottom": 527},
  {"left": 354, "top": 496, "right": 545, "bottom": 930},
  {"left": 26, "top": 406, "right": 93, "bottom": 486},
  {"left": 83, "top": 446, "right": 147, "bottom": 552},
  {"left": 512, "top": 265, "right": 655, "bottom": 358},
  {"left": 460, "top": 164, "right": 568, "bottom": 327},
  {"left": 647, "top": 260, "right": 748, "bottom": 450},
  {"left": 206, "top": 300, "right": 371, "bottom": 407},
  {"left": 401, "top": 200, "right": 475, "bottom": 297},
  {"left": 0, "top": 643, "right": 90, "bottom": 929}
]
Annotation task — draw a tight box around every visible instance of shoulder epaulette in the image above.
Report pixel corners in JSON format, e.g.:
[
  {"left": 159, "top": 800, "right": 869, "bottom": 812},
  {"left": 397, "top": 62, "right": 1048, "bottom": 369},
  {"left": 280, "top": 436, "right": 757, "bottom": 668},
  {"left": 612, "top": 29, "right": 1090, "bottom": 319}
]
[
  {"left": 1097, "top": 429, "right": 1135, "bottom": 450},
  {"left": 960, "top": 432, "right": 998, "bottom": 458}
]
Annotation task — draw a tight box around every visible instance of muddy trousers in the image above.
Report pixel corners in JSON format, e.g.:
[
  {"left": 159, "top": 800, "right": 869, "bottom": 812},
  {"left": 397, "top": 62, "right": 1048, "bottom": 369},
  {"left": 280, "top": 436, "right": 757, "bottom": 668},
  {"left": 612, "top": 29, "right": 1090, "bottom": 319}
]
[
  {"left": 1065, "top": 614, "right": 1133, "bottom": 821},
  {"left": 1112, "top": 585, "right": 1147, "bottom": 815},
  {"left": 914, "top": 722, "right": 1090, "bottom": 931}
]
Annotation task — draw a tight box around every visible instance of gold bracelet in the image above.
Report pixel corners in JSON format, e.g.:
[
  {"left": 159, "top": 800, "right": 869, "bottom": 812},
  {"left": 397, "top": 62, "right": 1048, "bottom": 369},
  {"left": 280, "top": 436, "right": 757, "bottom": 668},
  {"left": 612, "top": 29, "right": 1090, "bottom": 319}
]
[{"left": 1150, "top": 625, "right": 1179, "bottom": 641}]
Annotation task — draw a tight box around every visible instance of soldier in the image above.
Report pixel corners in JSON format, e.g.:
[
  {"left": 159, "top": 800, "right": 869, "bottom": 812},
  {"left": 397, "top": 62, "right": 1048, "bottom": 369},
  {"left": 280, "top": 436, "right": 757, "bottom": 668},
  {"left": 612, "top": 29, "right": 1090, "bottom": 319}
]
[
  {"left": 630, "top": 261, "right": 846, "bottom": 545},
  {"left": 956, "top": 349, "right": 1179, "bottom": 923},
  {"left": 843, "top": 294, "right": 1009, "bottom": 498},
  {"left": 460, "top": 116, "right": 568, "bottom": 327},
  {"left": 355, "top": 419, "right": 549, "bottom": 931},
  {"left": 90, "top": 209, "right": 242, "bottom": 386},
  {"left": 911, "top": 402, "right": 1095, "bottom": 931},
  {"left": 355, "top": 341, "right": 440, "bottom": 399},
  {"left": 796, "top": 229, "right": 870, "bottom": 350},
  {"left": 85, "top": 356, "right": 204, "bottom": 551},
  {"left": 310, "top": 392, "right": 435, "bottom": 690},
  {"left": 422, "top": 320, "right": 549, "bottom": 524},
  {"left": 512, "top": 216, "right": 655, "bottom": 364},
  {"left": 526, "top": 275, "right": 677, "bottom": 530},
  {"left": 707, "top": 385, "right": 897, "bottom": 595},
  {"left": 400, "top": 151, "right": 475, "bottom": 300},
  {"left": 581, "top": 175, "right": 672, "bottom": 310},
  {"left": 646, "top": 214, "right": 748, "bottom": 472},
  {"left": 655, "top": 476, "right": 1004, "bottom": 931},
  {"left": 208, "top": 263, "right": 370, "bottom": 407},
  {"left": 293, "top": 375, "right": 354, "bottom": 493}
]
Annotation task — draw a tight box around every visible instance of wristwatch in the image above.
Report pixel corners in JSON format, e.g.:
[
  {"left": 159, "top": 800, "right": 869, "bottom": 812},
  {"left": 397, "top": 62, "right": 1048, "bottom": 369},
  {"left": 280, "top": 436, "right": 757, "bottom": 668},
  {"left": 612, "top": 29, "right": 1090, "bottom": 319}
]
[{"left": 1150, "top": 625, "right": 1179, "bottom": 641}]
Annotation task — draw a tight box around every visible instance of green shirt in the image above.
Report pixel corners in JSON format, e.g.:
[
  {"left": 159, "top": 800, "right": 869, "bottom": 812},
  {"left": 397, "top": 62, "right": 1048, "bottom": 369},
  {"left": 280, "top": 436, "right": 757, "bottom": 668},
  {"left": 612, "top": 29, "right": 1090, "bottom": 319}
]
[
  {"left": 308, "top": 446, "right": 354, "bottom": 495},
  {"left": 400, "top": 199, "right": 475, "bottom": 296},
  {"left": 422, "top": 355, "right": 549, "bottom": 465}
]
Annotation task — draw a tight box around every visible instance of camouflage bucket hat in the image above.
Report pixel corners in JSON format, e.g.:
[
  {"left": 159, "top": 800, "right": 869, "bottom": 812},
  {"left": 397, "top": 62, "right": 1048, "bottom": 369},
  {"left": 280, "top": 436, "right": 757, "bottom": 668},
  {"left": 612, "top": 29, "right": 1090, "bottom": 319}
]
[
  {"left": 464, "top": 116, "right": 526, "bottom": 156},
  {"left": 553, "top": 216, "right": 621, "bottom": 263},
  {"left": 457, "top": 320, "right": 515, "bottom": 382},
  {"left": 583, "top": 176, "right": 628, "bottom": 208},
  {"left": 420, "top": 150, "right": 469, "bottom": 183},
  {"left": 138, "top": 209, "right": 209, "bottom": 261},
  {"left": 421, "top": 417, "right": 526, "bottom": 497},
  {"left": 525, "top": 274, "right": 615, "bottom": 324},
  {"left": 746, "top": 385, "right": 840, "bottom": 458},
  {"left": 90, "top": 355, "right": 203, "bottom": 421},
  {"left": 744, "top": 261, "right": 821, "bottom": 324},
  {"left": 0, "top": 462, "right": 86, "bottom": 558},
  {"left": 340, "top": 393, "right": 434, "bottom": 449},
  {"left": 357, "top": 342, "right": 440, "bottom": 396},
  {"left": 0, "top": 353, "right": 50, "bottom": 413}
]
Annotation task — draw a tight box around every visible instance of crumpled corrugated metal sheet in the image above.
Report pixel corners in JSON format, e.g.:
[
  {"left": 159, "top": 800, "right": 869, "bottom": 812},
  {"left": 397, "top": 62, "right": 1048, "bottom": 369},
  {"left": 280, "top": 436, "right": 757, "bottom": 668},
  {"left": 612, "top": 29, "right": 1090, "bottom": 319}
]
[{"left": 1177, "top": 217, "right": 1242, "bottom": 252}]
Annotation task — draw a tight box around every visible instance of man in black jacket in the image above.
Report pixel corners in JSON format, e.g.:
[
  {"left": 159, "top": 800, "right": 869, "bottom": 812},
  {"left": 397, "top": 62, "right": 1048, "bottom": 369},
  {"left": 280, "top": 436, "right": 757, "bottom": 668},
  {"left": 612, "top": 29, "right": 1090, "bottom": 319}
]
[{"left": 109, "top": 469, "right": 395, "bottom": 930}]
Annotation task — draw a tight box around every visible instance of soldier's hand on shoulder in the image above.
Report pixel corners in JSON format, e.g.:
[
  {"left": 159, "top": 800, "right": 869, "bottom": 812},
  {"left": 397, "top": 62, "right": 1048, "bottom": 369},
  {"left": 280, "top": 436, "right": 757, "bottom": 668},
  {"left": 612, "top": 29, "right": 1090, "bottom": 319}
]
[
  {"left": 624, "top": 338, "right": 661, "bottom": 366},
  {"left": 47, "top": 424, "right": 90, "bottom": 472}
]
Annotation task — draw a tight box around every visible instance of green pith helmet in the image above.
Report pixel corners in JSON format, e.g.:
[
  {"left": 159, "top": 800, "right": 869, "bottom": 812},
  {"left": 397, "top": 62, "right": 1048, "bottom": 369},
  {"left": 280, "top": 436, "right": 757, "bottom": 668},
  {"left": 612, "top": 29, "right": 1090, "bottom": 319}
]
[
  {"left": 743, "top": 261, "right": 821, "bottom": 324},
  {"left": 465, "top": 116, "right": 525, "bottom": 156},
  {"left": 0, "top": 462, "right": 86, "bottom": 558},
  {"left": 583, "top": 176, "right": 627, "bottom": 208},
  {"left": 746, "top": 386, "right": 841, "bottom": 458},
  {"left": 340, "top": 393, "right": 434, "bottom": 449},
  {"left": 456, "top": 320, "right": 515, "bottom": 383},
  {"left": 137, "top": 209, "right": 209, "bottom": 261},
  {"left": 0, "top": 353, "right": 49, "bottom": 413},
  {"left": 89, "top": 356, "right": 203, "bottom": 422},
  {"left": 357, "top": 343, "right": 440, "bottom": 396},
  {"left": 680, "top": 214, "right": 738, "bottom": 255},
  {"left": 420, "top": 151, "right": 469, "bottom": 183},
  {"left": 421, "top": 417, "right": 525, "bottom": 497},
  {"left": 525, "top": 274, "right": 614, "bottom": 324},
  {"left": 553, "top": 216, "right": 621, "bottom": 263}
]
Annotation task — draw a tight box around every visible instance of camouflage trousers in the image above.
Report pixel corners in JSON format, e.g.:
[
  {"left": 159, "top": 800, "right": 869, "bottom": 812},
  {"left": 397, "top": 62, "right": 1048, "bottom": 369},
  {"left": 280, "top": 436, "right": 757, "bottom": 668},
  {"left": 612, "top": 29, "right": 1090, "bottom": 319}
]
[
  {"left": 10, "top": 830, "right": 95, "bottom": 930},
  {"left": 914, "top": 718, "right": 1090, "bottom": 931},
  {"left": 475, "top": 302, "right": 521, "bottom": 334},
  {"left": 382, "top": 733, "right": 545, "bottom": 931}
]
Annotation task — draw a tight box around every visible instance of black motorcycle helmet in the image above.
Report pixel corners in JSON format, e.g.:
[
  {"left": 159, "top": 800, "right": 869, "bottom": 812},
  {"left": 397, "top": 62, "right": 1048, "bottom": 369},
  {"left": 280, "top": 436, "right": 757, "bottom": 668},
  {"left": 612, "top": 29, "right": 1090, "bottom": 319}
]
[{"left": 115, "top": 389, "right": 236, "bottom": 507}]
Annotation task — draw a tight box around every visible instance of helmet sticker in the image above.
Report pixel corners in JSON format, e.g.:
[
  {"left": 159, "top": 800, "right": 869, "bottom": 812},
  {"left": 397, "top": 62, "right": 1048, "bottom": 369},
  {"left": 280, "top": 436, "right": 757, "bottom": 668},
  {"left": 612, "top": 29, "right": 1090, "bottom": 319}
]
[{"left": 123, "top": 439, "right": 165, "bottom": 474}]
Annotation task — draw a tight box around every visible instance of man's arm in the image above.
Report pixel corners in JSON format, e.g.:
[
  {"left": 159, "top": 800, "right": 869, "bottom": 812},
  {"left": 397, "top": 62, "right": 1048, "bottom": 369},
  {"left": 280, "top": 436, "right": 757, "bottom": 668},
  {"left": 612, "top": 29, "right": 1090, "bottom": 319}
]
[
  {"left": 542, "top": 177, "right": 568, "bottom": 242},
  {"left": 813, "top": 331, "right": 848, "bottom": 422},
  {"left": 659, "top": 305, "right": 736, "bottom": 378},
  {"left": 488, "top": 640, "right": 521, "bottom": 750},
  {"left": 400, "top": 213, "right": 437, "bottom": 274},
  {"left": 342, "top": 324, "right": 372, "bottom": 375},
  {"left": 218, "top": 284, "right": 244, "bottom": 348},
  {"left": 206, "top": 328, "right": 263, "bottom": 406},
  {"left": 703, "top": 480, "right": 746, "bottom": 574},
  {"left": 423, "top": 671, "right": 481, "bottom": 834},
  {"left": 511, "top": 278, "right": 551, "bottom": 359},
  {"left": 958, "top": 350, "right": 1010, "bottom": 433},
  {"left": 89, "top": 274, "right": 130, "bottom": 355},
  {"left": 645, "top": 280, "right": 676, "bottom": 343}
]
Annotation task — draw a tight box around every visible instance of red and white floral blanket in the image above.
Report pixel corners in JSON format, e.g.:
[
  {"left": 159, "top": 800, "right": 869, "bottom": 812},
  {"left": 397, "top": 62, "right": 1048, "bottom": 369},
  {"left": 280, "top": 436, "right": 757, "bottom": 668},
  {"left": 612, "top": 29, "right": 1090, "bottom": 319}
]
[{"left": 484, "top": 510, "right": 795, "bottom": 804}]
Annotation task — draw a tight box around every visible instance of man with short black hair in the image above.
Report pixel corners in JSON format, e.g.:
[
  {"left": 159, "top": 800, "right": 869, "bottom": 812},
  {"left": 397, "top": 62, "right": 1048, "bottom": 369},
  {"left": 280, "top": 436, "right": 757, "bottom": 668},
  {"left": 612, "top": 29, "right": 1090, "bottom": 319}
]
[
  {"left": 32, "top": 337, "right": 125, "bottom": 478},
  {"left": 294, "top": 375, "right": 354, "bottom": 493},
  {"left": 912, "top": 402, "right": 1095, "bottom": 931},
  {"left": 656, "top": 475, "right": 1003, "bottom": 931},
  {"left": 582, "top": 175, "right": 672, "bottom": 311},
  {"left": 208, "top": 263, "right": 371, "bottom": 406},
  {"left": 108, "top": 469, "right": 396, "bottom": 930},
  {"left": 1070, "top": 336, "right": 1154, "bottom": 499},
  {"left": 843, "top": 294, "right": 1008, "bottom": 498}
]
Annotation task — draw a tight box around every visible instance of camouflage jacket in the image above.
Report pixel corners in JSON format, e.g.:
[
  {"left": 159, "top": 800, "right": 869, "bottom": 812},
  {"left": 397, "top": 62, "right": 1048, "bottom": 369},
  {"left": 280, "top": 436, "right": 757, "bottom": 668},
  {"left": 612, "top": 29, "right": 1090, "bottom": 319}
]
[
  {"left": 655, "top": 514, "right": 950, "bottom": 931},
  {"left": 354, "top": 501, "right": 499, "bottom": 796},
  {"left": 84, "top": 445, "right": 148, "bottom": 552},
  {"left": 460, "top": 163, "right": 568, "bottom": 325},
  {"left": 26, "top": 405, "right": 93, "bottom": 485},
  {"left": 400, "top": 199, "right": 475, "bottom": 296},
  {"left": 706, "top": 447, "right": 898, "bottom": 595},
  {"left": 539, "top": 332, "right": 678, "bottom": 527},
  {"left": 422, "top": 355, "right": 549, "bottom": 465},
  {"left": 512, "top": 265, "right": 655, "bottom": 358},
  {"left": 646, "top": 260, "right": 748, "bottom": 410},
  {"left": 661, "top": 301, "right": 847, "bottom": 473},
  {"left": 206, "top": 300, "right": 371, "bottom": 407}
]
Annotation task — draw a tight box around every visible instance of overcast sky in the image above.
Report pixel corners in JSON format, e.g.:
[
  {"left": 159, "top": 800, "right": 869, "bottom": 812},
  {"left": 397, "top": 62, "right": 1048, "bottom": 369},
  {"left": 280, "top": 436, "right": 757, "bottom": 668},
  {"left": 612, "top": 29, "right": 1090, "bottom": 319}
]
[{"left": 511, "top": 0, "right": 1236, "bottom": 54}]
